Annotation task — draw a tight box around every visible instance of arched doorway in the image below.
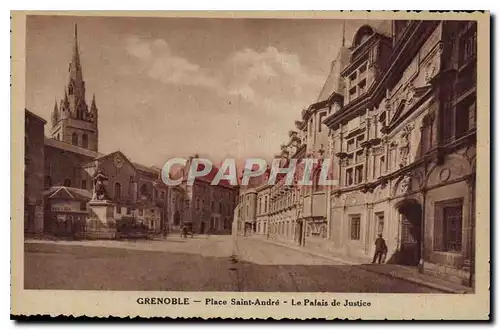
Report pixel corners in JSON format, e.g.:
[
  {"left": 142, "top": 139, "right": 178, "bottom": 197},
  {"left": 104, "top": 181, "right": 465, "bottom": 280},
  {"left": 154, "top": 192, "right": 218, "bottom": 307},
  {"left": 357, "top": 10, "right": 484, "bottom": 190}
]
[
  {"left": 173, "top": 211, "right": 180, "bottom": 226},
  {"left": 397, "top": 199, "right": 422, "bottom": 266}
]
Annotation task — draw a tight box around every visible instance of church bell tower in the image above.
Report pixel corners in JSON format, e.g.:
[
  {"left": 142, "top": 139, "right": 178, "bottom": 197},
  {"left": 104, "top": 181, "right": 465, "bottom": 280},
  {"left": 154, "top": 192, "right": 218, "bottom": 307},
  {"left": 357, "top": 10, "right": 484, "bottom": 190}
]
[{"left": 50, "top": 24, "right": 99, "bottom": 152}]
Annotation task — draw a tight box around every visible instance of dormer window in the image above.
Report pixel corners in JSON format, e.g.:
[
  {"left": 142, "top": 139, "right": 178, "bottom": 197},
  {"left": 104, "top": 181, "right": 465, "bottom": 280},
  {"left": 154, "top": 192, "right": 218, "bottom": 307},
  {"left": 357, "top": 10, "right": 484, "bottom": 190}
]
[
  {"left": 352, "top": 25, "right": 375, "bottom": 48},
  {"left": 358, "top": 79, "right": 367, "bottom": 94},
  {"left": 349, "top": 86, "right": 357, "bottom": 96},
  {"left": 349, "top": 72, "right": 357, "bottom": 82},
  {"left": 359, "top": 63, "right": 367, "bottom": 74},
  {"left": 318, "top": 111, "right": 327, "bottom": 133},
  {"left": 359, "top": 34, "right": 371, "bottom": 45}
]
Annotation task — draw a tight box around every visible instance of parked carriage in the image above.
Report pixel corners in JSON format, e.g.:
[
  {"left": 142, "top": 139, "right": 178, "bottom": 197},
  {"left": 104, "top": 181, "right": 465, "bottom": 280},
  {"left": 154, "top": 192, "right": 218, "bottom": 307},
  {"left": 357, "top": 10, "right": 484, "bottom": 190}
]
[{"left": 181, "top": 222, "right": 194, "bottom": 238}]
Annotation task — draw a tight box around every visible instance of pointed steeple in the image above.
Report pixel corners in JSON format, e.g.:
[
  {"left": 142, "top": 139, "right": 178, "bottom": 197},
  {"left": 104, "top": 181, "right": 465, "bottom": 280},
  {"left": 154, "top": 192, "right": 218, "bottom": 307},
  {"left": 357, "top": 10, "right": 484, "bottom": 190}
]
[
  {"left": 89, "top": 93, "right": 98, "bottom": 123},
  {"left": 51, "top": 100, "right": 59, "bottom": 127},
  {"left": 68, "top": 23, "right": 84, "bottom": 99},
  {"left": 71, "top": 23, "right": 81, "bottom": 77},
  {"left": 50, "top": 23, "right": 98, "bottom": 152},
  {"left": 342, "top": 20, "right": 346, "bottom": 47},
  {"left": 63, "top": 86, "right": 69, "bottom": 105},
  {"left": 90, "top": 93, "right": 97, "bottom": 110}
]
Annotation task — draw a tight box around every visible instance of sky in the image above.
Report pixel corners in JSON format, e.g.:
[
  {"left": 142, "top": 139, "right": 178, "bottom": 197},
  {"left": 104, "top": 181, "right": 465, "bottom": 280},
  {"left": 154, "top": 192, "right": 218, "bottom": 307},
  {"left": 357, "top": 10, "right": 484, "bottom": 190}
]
[{"left": 25, "top": 15, "right": 383, "bottom": 168}]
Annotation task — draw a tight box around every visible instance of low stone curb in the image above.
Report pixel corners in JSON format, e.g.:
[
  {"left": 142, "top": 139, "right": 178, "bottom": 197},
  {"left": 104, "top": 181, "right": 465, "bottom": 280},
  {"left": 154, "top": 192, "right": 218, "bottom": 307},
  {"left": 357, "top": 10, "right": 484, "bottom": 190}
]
[
  {"left": 241, "top": 235, "right": 472, "bottom": 294},
  {"left": 356, "top": 265, "right": 473, "bottom": 294}
]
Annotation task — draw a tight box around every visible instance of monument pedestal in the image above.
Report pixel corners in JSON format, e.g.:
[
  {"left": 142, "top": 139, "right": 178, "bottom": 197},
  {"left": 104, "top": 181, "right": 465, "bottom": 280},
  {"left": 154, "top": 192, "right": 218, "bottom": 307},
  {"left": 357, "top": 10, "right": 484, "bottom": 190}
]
[{"left": 86, "top": 200, "right": 116, "bottom": 239}]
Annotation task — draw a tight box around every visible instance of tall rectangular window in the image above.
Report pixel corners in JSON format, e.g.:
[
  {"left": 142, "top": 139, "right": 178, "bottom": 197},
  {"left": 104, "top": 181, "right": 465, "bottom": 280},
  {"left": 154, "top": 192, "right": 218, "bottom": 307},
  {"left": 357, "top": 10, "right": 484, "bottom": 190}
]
[
  {"left": 347, "top": 139, "right": 355, "bottom": 152},
  {"left": 318, "top": 112, "right": 327, "bottom": 132},
  {"left": 358, "top": 78, "right": 367, "bottom": 95},
  {"left": 435, "top": 199, "right": 464, "bottom": 252},
  {"left": 81, "top": 180, "right": 87, "bottom": 189},
  {"left": 355, "top": 165, "right": 363, "bottom": 184},
  {"left": 376, "top": 213, "right": 384, "bottom": 236},
  {"left": 443, "top": 205, "right": 463, "bottom": 252},
  {"left": 459, "top": 23, "right": 477, "bottom": 66},
  {"left": 456, "top": 96, "right": 476, "bottom": 137},
  {"left": 350, "top": 215, "right": 361, "bottom": 240},
  {"left": 379, "top": 156, "right": 385, "bottom": 177},
  {"left": 345, "top": 168, "right": 353, "bottom": 186}
]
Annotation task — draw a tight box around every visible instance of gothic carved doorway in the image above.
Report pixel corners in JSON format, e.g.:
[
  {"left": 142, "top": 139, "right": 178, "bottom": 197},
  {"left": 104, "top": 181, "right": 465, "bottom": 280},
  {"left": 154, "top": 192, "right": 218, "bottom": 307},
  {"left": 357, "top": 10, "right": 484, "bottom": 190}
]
[{"left": 397, "top": 200, "right": 422, "bottom": 266}]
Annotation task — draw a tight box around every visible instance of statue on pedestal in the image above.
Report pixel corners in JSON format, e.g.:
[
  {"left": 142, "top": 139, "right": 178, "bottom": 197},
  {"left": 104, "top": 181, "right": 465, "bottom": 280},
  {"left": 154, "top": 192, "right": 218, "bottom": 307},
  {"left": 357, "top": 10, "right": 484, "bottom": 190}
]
[{"left": 92, "top": 169, "right": 112, "bottom": 201}]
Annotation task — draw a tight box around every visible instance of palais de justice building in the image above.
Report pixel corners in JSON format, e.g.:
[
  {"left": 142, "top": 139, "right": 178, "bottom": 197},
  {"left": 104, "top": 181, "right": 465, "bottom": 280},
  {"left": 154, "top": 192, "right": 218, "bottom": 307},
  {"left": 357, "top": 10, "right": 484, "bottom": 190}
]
[{"left": 235, "top": 20, "right": 477, "bottom": 287}]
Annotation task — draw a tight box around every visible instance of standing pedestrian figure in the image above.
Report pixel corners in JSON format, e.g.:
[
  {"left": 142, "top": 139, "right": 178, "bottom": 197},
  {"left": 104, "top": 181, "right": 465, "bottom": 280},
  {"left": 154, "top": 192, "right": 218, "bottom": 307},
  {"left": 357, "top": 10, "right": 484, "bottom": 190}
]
[{"left": 372, "top": 234, "right": 387, "bottom": 264}]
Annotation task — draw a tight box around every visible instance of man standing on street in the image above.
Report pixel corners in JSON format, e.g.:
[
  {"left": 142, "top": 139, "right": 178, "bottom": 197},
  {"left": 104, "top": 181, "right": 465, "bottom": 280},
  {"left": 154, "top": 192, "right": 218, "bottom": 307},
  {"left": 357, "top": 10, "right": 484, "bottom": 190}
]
[{"left": 372, "top": 234, "right": 387, "bottom": 264}]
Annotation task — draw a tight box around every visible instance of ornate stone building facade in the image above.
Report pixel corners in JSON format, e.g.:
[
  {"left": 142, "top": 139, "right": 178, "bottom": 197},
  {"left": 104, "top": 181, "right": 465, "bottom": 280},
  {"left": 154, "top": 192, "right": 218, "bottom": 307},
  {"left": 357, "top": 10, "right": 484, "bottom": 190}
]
[
  {"left": 324, "top": 20, "right": 476, "bottom": 285},
  {"left": 236, "top": 20, "right": 477, "bottom": 286}
]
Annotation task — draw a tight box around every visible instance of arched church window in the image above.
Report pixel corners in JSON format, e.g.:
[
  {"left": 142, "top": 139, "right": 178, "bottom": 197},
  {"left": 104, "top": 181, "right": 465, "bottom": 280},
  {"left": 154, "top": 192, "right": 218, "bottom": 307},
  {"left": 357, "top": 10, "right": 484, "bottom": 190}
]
[
  {"left": 140, "top": 184, "right": 148, "bottom": 196},
  {"left": 72, "top": 132, "right": 78, "bottom": 146},
  {"left": 45, "top": 176, "right": 52, "bottom": 188},
  {"left": 68, "top": 84, "right": 73, "bottom": 95},
  {"left": 115, "top": 182, "right": 121, "bottom": 200},
  {"left": 63, "top": 178, "right": 72, "bottom": 187},
  {"left": 82, "top": 134, "right": 88, "bottom": 148}
]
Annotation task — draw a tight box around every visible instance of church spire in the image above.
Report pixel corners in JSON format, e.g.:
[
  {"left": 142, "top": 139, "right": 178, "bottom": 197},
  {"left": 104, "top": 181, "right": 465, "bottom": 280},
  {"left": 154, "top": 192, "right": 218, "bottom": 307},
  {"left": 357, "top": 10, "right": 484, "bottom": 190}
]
[
  {"left": 63, "top": 86, "right": 69, "bottom": 104},
  {"left": 342, "top": 20, "right": 346, "bottom": 47},
  {"left": 90, "top": 93, "right": 98, "bottom": 123},
  {"left": 69, "top": 23, "right": 84, "bottom": 93},
  {"left": 51, "top": 100, "right": 59, "bottom": 127},
  {"left": 91, "top": 93, "right": 97, "bottom": 110}
]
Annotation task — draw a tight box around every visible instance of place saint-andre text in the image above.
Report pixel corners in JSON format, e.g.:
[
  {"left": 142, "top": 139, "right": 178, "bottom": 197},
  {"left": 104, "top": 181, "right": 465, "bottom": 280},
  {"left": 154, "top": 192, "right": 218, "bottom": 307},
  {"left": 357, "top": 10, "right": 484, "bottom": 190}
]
[{"left": 136, "top": 297, "right": 371, "bottom": 307}]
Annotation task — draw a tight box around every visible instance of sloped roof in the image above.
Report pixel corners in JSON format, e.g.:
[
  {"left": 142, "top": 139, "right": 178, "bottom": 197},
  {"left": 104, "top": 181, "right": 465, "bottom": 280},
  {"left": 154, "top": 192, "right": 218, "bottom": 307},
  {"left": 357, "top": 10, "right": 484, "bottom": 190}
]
[
  {"left": 44, "top": 137, "right": 101, "bottom": 159},
  {"left": 316, "top": 47, "right": 350, "bottom": 103},
  {"left": 171, "top": 160, "right": 238, "bottom": 189},
  {"left": 44, "top": 186, "right": 93, "bottom": 201},
  {"left": 351, "top": 22, "right": 392, "bottom": 49},
  {"left": 92, "top": 150, "right": 161, "bottom": 177},
  {"left": 45, "top": 137, "right": 163, "bottom": 181},
  {"left": 194, "top": 164, "right": 237, "bottom": 188},
  {"left": 25, "top": 109, "right": 47, "bottom": 124},
  {"left": 133, "top": 162, "right": 160, "bottom": 176}
]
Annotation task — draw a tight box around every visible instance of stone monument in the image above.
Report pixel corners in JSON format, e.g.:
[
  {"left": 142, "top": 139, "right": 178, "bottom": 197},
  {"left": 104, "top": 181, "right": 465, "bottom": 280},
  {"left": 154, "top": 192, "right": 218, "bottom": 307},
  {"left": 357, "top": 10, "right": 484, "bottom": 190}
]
[{"left": 87, "top": 169, "right": 116, "bottom": 238}]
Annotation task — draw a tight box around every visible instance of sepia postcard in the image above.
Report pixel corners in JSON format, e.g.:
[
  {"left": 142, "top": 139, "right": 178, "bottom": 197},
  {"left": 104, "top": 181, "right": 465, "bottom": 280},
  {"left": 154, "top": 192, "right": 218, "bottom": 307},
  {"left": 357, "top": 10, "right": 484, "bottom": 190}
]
[{"left": 11, "top": 10, "right": 490, "bottom": 320}]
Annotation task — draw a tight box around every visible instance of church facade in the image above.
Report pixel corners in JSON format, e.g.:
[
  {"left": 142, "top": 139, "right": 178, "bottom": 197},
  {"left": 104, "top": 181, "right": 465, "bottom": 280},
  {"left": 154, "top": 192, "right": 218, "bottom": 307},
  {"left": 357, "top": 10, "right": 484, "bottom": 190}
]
[
  {"left": 25, "top": 25, "right": 173, "bottom": 238},
  {"left": 24, "top": 24, "right": 238, "bottom": 237}
]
